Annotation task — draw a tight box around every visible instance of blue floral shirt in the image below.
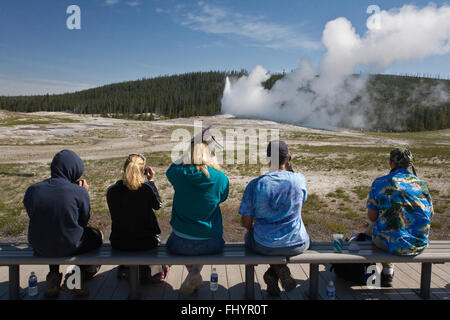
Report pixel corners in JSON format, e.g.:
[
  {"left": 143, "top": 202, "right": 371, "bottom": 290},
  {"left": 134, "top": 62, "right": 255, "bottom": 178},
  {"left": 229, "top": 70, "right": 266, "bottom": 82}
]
[
  {"left": 367, "top": 168, "right": 434, "bottom": 255},
  {"left": 239, "top": 170, "right": 309, "bottom": 248}
]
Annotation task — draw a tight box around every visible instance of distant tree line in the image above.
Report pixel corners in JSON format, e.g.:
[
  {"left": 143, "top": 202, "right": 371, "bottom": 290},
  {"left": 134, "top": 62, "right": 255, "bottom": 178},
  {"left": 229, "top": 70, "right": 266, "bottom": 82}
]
[
  {"left": 0, "top": 71, "right": 449, "bottom": 132},
  {"left": 0, "top": 71, "right": 246, "bottom": 119},
  {"left": 366, "top": 75, "right": 450, "bottom": 131}
]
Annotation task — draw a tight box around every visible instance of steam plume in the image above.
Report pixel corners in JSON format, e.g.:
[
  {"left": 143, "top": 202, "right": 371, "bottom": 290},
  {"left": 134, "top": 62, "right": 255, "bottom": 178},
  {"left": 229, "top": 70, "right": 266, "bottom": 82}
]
[{"left": 221, "top": 4, "right": 450, "bottom": 129}]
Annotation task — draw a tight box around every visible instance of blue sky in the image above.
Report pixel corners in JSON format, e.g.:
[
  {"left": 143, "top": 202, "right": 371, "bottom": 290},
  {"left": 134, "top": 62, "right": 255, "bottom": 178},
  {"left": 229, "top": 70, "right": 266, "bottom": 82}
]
[{"left": 0, "top": 0, "right": 449, "bottom": 95}]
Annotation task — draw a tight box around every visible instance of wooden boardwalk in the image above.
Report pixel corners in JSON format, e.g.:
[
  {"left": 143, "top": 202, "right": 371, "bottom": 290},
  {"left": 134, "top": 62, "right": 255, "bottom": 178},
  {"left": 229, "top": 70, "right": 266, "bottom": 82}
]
[{"left": 0, "top": 263, "right": 448, "bottom": 300}]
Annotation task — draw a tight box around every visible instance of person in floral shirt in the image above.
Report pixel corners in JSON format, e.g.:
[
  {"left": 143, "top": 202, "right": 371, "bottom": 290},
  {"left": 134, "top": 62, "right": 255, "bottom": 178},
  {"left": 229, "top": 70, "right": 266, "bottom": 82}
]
[{"left": 366, "top": 148, "right": 434, "bottom": 286}]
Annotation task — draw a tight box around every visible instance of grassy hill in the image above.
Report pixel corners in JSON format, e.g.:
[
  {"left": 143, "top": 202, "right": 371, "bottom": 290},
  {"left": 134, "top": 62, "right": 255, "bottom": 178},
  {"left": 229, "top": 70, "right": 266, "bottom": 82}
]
[{"left": 0, "top": 71, "right": 449, "bottom": 132}]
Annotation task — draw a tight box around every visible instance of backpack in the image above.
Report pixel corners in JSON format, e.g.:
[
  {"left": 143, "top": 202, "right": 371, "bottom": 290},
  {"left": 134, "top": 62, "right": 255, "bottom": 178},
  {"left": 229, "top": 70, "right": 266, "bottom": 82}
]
[{"left": 330, "top": 233, "right": 375, "bottom": 285}]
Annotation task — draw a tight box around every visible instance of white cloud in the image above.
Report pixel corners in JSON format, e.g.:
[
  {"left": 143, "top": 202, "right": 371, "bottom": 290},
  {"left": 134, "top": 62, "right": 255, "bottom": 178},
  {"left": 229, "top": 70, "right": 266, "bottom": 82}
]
[
  {"left": 127, "top": 1, "right": 141, "bottom": 7},
  {"left": 166, "top": 2, "right": 321, "bottom": 50},
  {"left": 105, "top": 0, "right": 120, "bottom": 6}
]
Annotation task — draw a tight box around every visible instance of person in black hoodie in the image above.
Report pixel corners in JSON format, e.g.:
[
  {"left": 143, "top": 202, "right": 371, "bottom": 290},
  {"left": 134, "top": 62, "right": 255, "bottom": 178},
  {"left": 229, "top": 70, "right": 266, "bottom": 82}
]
[
  {"left": 23, "top": 149, "right": 103, "bottom": 298},
  {"left": 106, "top": 153, "right": 168, "bottom": 284}
]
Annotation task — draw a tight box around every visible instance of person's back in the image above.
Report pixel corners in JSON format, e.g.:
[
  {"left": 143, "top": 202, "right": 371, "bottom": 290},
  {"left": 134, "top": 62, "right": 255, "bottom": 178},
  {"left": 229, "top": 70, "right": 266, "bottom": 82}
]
[
  {"left": 240, "top": 170, "right": 308, "bottom": 248},
  {"left": 165, "top": 131, "right": 229, "bottom": 297},
  {"left": 107, "top": 154, "right": 162, "bottom": 251},
  {"left": 106, "top": 154, "right": 168, "bottom": 284},
  {"left": 364, "top": 147, "right": 433, "bottom": 287},
  {"left": 167, "top": 163, "right": 228, "bottom": 239},
  {"left": 24, "top": 150, "right": 90, "bottom": 257},
  {"left": 239, "top": 140, "right": 309, "bottom": 297},
  {"left": 368, "top": 167, "right": 433, "bottom": 255},
  {"left": 23, "top": 149, "right": 103, "bottom": 298}
]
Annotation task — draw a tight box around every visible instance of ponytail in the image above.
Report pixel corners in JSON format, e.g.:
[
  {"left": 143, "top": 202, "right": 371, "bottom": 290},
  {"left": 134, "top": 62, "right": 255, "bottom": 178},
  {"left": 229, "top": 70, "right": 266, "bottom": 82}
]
[
  {"left": 123, "top": 155, "right": 145, "bottom": 190},
  {"left": 184, "top": 141, "right": 221, "bottom": 179}
]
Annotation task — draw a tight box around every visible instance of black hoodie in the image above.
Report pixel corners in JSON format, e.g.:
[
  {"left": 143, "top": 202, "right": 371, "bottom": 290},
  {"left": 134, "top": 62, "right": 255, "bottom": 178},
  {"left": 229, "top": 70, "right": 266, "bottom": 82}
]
[{"left": 23, "top": 150, "right": 90, "bottom": 257}]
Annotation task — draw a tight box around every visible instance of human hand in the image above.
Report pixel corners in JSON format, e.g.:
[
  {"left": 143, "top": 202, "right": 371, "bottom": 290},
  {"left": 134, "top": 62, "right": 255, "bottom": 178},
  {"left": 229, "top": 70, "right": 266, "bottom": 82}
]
[
  {"left": 77, "top": 179, "right": 89, "bottom": 191},
  {"left": 144, "top": 167, "right": 155, "bottom": 180},
  {"left": 286, "top": 161, "right": 295, "bottom": 172}
]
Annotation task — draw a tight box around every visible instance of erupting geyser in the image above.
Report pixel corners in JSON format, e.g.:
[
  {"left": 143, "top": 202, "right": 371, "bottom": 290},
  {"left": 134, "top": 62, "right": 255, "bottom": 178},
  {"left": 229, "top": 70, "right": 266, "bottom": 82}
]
[{"left": 221, "top": 4, "right": 450, "bottom": 130}]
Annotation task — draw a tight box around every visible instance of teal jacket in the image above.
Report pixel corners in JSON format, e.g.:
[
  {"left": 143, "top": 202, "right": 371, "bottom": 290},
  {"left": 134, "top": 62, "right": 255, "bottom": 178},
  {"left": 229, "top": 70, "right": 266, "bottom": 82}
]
[{"left": 166, "top": 163, "right": 229, "bottom": 239}]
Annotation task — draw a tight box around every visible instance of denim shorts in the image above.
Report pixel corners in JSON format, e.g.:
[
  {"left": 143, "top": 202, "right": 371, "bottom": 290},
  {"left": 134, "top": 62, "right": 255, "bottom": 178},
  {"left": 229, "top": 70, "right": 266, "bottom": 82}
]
[
  {"left": 245, "top": 229, "right": 310, "bottom": 257},
  {"left": 166, "top": 232, "right": 225, "bottom": 256}
]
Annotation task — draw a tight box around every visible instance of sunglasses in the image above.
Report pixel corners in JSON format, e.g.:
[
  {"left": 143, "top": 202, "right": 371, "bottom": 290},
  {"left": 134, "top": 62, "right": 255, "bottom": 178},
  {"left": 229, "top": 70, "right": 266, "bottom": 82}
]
[
  {"left": 128, "top": 153, "right": 146, "bottom": 164},
  {"left": 191, "top": 126, "right": 224, "bottom": 150}
]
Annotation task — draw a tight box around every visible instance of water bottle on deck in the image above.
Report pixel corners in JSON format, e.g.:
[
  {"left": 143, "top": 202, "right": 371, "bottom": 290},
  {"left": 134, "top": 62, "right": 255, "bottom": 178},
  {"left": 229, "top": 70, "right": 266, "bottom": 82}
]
[
  {"left": 28, "top": 272, "right": 38, "bottom": 297},
  {"left": 326, "top": 280, "right": 335, "bottom": 300},
  {"left": 210, "top": 267, "right": 218, "bottom": 291}
]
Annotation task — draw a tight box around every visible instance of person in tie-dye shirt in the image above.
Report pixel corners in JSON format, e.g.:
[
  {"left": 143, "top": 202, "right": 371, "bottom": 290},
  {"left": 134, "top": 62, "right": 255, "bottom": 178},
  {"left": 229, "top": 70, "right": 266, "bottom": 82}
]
[
  {"left": 366, "top": 148, "right": 434, "bottom": 287},
  {"left": 239, "top": 140, "right": 310, "bottom": 297}
]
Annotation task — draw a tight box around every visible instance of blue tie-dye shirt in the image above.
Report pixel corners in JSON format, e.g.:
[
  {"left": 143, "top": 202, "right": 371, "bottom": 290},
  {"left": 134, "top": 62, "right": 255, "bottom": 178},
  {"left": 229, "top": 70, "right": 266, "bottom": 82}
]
[
  {"left": 239, "top": 170, "right": 309, "bottom": 248},
  {"left": 367, "top": 168, "right": 434, "bottom": 256}
]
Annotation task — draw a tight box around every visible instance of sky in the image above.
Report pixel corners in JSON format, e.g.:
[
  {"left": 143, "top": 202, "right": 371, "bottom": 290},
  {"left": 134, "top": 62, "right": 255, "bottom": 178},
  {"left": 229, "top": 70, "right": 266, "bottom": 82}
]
[{"left": 0, "top": 0, "right": 449, "bottom": 95}]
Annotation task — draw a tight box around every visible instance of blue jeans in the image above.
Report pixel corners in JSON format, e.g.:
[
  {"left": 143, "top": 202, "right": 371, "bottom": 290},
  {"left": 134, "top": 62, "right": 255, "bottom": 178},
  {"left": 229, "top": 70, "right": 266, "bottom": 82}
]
[
  {"left": 245, "top": 229, "right": 310, "bottom": 256},
  {"left": 166, "top": 232, "right": 225, "bottom": 256},
  {"left": 166, "top": 232, "right": 225, "bottom": 274}
]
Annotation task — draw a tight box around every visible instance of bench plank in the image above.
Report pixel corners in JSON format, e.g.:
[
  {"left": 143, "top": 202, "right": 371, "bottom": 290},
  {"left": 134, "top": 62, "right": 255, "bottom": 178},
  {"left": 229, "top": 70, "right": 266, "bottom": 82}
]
[
  {"left": 288, "top": 251, "right": 450, "bottom": 264},
  {"left": 0, "top": 243, "right": 287, "bottom": 266}
]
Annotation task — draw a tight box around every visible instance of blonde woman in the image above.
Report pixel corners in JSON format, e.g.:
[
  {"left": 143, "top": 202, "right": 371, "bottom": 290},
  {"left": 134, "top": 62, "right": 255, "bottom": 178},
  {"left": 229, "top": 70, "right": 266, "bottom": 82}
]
[
  {"left": 166, "top": 130, "right": 229, "bottom": 296},
  {"left": 106, "top": 154, "right": 168, "bottom": 284}
]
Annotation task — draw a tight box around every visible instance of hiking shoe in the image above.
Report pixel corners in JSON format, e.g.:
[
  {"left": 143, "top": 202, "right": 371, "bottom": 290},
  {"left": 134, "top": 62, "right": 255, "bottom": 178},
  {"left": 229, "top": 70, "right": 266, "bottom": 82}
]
[
  {"left": 273, "top": 265, "right": 297, "bottom": 292},
  {"left": 381, "top": 272, "right": 394, "bottom": 287},
  {"left": 263, "top": 268, "right": 281, "bottom": 297},
  {"left": 179, "top": 271, "right": 203, "bottom": 296},
  {"left": 61, "top": 272, "right": 90, "bottom": 298},
  {"left": 44, "top": 272, "right": 63, "bottom": 298}
]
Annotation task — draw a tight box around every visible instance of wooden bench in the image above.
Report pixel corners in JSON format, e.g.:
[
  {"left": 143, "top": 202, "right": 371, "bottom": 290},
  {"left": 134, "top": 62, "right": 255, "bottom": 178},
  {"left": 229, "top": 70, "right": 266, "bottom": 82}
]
[
  {"left": 0, "top": 242, "right": 286, "bottom": 300},
  {"left": 288, "top": 240, "right": 450, "bottom": 300},
  {"left": 1, "top": 241, "right": 449, "bottom": 300}
]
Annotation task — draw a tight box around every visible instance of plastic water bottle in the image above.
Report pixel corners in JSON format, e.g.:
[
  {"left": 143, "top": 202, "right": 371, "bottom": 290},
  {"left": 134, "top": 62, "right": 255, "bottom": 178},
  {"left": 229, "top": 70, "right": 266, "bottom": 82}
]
[
  {"left": 210, "top": 267, "right": 218, "bottom": 291},
  {"left": 326, "top": 280, "right": 335, "bottom": 300},
  {"left": 28, "top": 272, "right": 38, "bottom": 297}
]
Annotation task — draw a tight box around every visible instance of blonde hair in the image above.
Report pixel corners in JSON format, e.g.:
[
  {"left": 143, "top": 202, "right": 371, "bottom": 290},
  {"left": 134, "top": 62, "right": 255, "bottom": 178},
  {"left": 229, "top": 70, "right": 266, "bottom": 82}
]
[
  {"left": 123, "top": 155, "right": 145, "bottom": 190},
  {"left": 183, "top": 141, "right": 221, "bottom": 178}
]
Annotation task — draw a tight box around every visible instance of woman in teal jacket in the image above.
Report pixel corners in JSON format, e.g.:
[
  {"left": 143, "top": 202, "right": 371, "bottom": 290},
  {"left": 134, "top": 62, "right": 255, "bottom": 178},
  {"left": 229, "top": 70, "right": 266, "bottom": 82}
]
[{"left": 166, "top": 137, "right": 229, "bottom": 296}]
